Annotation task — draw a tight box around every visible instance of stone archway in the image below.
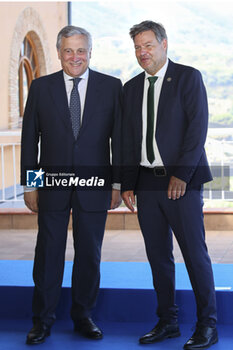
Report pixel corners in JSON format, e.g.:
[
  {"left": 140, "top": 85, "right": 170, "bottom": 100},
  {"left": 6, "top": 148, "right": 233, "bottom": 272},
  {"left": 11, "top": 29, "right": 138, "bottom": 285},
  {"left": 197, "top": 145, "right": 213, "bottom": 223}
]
[{"left": 9, "top": 7, "right": 52, "bottom": 129}]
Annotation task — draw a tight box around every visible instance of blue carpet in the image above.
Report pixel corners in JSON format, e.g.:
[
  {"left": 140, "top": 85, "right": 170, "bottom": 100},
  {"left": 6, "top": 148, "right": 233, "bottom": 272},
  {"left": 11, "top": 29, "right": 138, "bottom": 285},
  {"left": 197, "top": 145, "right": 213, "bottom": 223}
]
[
  {"left": 1, "top": 261, "right": 233, "bottom": 290},
  {"left": 0, "top": 261, "right": 233, "bottom": 324},
  {"left": 0, "top": 320, "right": 232, "bottom": 350},
  {"left": 0, "top": 261, "right": 233, "bottom": 348}
]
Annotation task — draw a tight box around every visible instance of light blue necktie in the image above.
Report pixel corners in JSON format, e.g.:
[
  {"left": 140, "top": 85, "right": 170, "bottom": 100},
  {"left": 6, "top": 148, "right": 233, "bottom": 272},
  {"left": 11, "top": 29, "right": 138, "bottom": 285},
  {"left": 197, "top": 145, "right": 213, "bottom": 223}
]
[{"left": 69, "top": 78, "right": 81, "bottom": 139}]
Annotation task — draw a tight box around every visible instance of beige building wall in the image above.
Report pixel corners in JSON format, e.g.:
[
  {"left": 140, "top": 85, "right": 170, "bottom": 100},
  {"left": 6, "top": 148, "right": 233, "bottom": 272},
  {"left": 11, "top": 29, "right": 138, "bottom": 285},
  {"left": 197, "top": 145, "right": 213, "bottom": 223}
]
[
  {"left": 0, "top": 2, "right": 67, "bottom": 191},
  {"left": 0, "top": 1, "right": 67, "bottom": 131}
]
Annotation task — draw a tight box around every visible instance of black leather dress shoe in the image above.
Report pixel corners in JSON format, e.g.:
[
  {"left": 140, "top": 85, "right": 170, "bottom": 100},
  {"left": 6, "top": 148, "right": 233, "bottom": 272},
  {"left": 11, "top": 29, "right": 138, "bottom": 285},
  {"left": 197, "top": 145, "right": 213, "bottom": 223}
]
[
  {"left": 183, "top": 326, "right": 218, "bottom": 349},
  {"left": 139, "top": 320, "right": 181, "bottom": 344},
  {"left": 74, "top": 317, "right": 103, "bottom": 340},
  {"left": 26, "top": 322, "right": 51, "bottom": 345}
]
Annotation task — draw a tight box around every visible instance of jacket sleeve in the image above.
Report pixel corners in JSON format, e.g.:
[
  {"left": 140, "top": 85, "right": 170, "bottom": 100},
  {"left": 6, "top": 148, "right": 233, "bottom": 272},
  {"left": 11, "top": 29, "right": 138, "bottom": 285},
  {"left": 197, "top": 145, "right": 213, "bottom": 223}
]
[
  {"left": 121, "top": 82, "right": 140, "bottom": 192},
  {"left": 172, "top": 69, "right": 209, "bottom": 183},
  {"left": 20, "top": 80, "right": 40, "bottom": 185},
  {"left": 110, "top": 78, "right": 123, "bottom": 184}
]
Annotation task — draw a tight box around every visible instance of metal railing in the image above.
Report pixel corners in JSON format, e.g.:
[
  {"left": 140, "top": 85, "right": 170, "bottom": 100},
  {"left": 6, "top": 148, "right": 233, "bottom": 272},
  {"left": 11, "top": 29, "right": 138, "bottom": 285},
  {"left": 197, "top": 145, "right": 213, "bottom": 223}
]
[
  {"left": 204, "top": 139, "right": 233, "bottom": 202},
  {"left": 0, "top": 143, "right": 23, "bottom": 203},
  {"left": 0, "top": 141, "right": 233, "bottom": 204}
]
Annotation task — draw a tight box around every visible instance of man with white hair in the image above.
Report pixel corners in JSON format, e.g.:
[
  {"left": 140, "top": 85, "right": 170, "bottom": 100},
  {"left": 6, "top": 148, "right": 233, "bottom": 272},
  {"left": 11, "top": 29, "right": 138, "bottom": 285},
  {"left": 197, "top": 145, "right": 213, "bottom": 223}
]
[{"left": 21, "top": 25, "right": 122, "bottom": 344}]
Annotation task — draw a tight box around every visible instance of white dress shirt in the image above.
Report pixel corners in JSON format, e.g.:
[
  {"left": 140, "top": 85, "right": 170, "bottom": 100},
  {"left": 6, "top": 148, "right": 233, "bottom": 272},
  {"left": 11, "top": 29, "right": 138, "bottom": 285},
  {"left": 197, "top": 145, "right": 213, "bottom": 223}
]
[
  {"left": 141, "top": 58, "right": 169, "bottom": 168},
  {"left": 63, "top": 69, "right": 89, "bottom": 120}
]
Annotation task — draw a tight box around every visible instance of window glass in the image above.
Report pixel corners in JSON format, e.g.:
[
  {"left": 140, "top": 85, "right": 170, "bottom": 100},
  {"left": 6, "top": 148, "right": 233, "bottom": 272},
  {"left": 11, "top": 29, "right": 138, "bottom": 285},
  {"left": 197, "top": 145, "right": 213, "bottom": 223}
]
[{"left": 18, "top": 34, "right": 40, "bottom": 117}]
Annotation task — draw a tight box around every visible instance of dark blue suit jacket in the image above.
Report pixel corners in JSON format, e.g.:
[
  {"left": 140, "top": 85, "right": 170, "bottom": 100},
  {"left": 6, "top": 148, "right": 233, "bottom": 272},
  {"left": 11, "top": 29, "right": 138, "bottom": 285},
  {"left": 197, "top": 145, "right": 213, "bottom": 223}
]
[
  {"left": 121, "top": 59, "right": 212, "bottom": 192},
  {"left": 21, "top": 69, "right": 122, "bottom": 211}
]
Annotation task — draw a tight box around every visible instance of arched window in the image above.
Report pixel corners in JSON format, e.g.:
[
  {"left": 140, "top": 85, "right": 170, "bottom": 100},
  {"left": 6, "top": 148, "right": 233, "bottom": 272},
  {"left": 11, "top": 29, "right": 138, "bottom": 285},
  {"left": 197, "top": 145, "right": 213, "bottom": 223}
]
[{"left": 18, "top": 35, "right": 40, "bottom": 117}]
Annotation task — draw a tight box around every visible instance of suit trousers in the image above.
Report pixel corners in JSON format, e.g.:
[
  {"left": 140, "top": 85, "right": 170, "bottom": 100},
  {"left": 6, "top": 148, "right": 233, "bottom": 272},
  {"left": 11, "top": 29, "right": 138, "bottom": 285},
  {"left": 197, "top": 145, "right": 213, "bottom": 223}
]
[
  {"left": 136, "top": 167, "right": 217, "bottom": 327},
  {"left": 32, "top": 191, "right": 107, "bottom": 326}
]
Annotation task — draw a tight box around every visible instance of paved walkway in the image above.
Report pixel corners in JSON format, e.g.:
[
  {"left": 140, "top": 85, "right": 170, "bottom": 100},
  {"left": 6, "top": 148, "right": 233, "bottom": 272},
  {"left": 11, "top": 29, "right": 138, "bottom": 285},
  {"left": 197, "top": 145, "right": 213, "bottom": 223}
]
[{"left": 0, "top": 229, "right": 233, "bottom": 263}]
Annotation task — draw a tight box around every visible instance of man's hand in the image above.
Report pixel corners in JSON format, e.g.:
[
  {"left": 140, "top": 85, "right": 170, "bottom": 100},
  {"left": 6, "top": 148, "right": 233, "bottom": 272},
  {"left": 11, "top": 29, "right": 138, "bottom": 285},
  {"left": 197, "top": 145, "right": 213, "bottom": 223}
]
[
  {"left": 168, "top": 176, "right": 187, "bottom": 200},
  {"left": 121, "top": 190, "right": 135, "bottom": 212},
  {"left": 110, "top": 189, "right": 122, "bottom": 209},
  {"left": 24, "top": 190, "right": 39, "bottom": 212}
]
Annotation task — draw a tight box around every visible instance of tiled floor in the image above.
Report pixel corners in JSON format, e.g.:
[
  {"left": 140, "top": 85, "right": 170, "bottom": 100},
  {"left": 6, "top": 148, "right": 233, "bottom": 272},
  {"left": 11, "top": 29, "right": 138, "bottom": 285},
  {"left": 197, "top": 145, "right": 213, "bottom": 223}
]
[{"left": 0, "top": 229, "right": 233, "bottom": 263}]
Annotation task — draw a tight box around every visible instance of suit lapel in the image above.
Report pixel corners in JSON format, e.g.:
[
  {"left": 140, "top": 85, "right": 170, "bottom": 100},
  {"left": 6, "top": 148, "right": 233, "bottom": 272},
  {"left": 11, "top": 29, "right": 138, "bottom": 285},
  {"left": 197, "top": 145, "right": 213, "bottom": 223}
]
[
  {"left": 134, "top": 72, "right": 145, "bottom": 140},
  {"left": 157, "top": 59, "right": 175, "bottom": 126},
  {"left": 49, "top": 70, "right": 73, "bottom": 134},
  {"left": 48, "top": 69, "right": 102, "bottom": 139},
  {"left": 79, "top": 69, "right": 101, "bottom": 136}
]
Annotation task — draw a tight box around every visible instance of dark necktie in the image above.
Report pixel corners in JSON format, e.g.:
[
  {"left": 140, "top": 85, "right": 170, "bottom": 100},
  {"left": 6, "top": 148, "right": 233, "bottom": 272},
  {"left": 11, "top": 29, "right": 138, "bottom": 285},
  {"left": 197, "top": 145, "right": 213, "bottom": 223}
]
[
  {"left": 146, "top": 76, "right": 158, "bottom": 164},
  {"left": 69, "top": 78, "right": 81, "bottom": 139}
]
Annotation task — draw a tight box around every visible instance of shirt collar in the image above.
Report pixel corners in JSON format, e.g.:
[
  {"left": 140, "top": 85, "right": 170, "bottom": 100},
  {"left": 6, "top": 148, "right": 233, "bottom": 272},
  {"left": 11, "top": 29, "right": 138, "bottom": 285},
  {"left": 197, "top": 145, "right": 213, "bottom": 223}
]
[
  {"left": 145, "top": 58, "right": 169, "bottom": 80},
  {"left": 63, "top": 68, "right": 89, "bottom": 82}
]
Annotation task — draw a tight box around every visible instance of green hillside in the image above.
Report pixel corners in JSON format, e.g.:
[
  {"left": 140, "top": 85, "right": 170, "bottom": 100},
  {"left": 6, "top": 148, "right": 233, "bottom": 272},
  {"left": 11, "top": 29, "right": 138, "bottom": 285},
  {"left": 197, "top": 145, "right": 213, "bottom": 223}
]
[{"left": 72, "top": 1, "right": 233, "bottom": 127}]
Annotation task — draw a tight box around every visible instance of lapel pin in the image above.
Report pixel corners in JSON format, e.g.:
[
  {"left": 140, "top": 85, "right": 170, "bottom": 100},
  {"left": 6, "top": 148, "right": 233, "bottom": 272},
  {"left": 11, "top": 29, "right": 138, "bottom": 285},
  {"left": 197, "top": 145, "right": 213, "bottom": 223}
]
[{"left": 167, "top": 77, "right": 172, "bottom": 82}]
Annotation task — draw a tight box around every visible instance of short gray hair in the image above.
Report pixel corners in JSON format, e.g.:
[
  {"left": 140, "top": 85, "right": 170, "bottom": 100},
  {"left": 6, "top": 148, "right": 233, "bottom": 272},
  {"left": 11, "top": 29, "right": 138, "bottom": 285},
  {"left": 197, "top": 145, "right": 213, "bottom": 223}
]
[
  {"left": 129, "top": 20, "right": 167, "bottom": 43},
  {"left": 56, "top": 25, "right": 92, "bottom": 50}
]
